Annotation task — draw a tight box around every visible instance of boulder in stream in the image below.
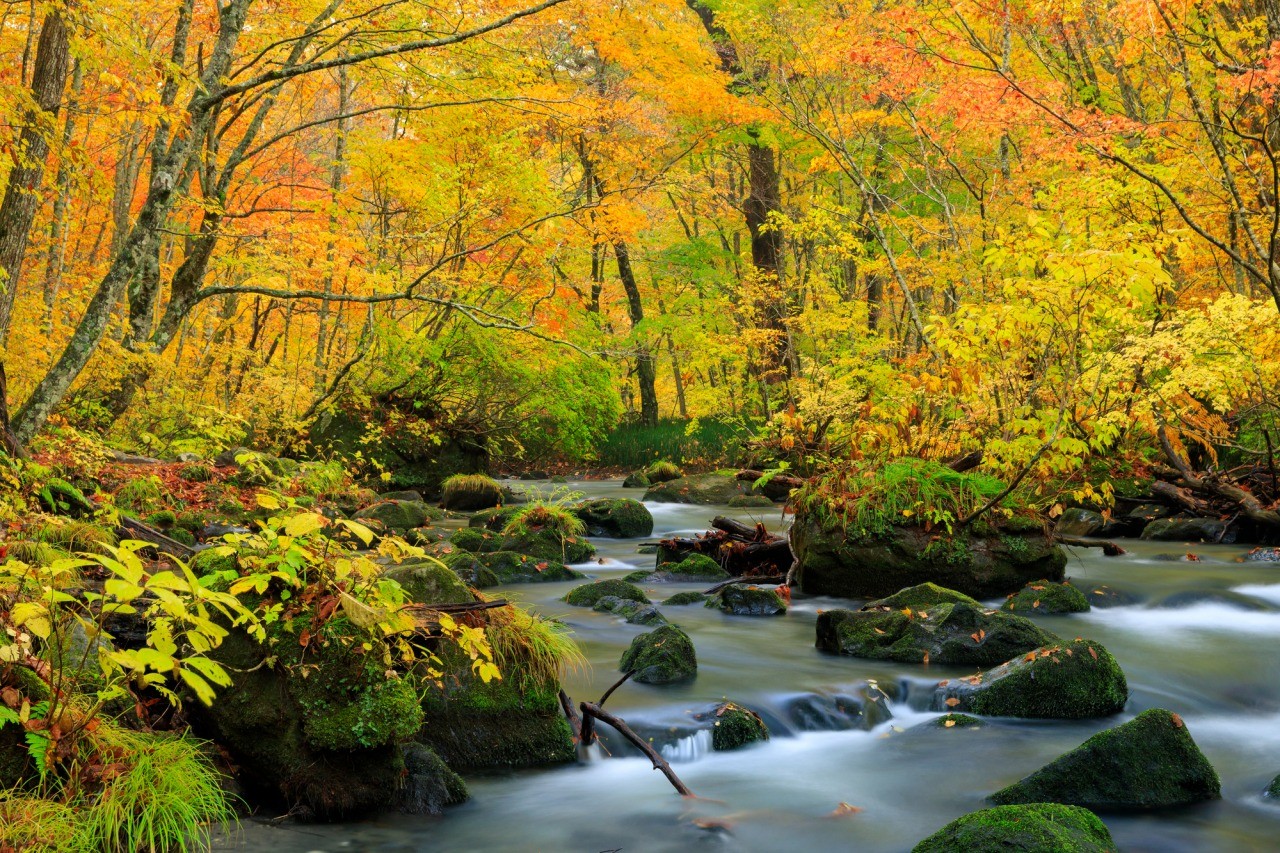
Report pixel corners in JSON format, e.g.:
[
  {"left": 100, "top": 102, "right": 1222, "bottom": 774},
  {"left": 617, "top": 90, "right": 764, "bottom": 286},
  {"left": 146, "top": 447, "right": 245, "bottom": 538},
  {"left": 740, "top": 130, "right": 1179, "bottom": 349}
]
[
  {"left": 565, "top": 579, "right": 649, "bottom": 607},
  {"left": 572, "top": 498, "right": 653, "bottom": 538},
  {"left": 663, "top": 591, "right": 711, "bottom": 606},
  {"left": 912, "top": 803, "right": 1116, "bottom": 853},
  {"left": 625, "top": 553, "right": 729, "bottom": 584},
  {"left": 468, "top": 505, "right": 521, "bottom": 531},
  {"left": 1055, "top": 508, "right": 1107, "bottom": 537},
  {"left": 446, "top": 550, "right": 584, "bottom": 585},
  {"left": 593, "top": 597, "right": 668, "bottom": 626},
  {"left": 716, "top": 585, "right": 787, "bottom": 616},
  {"left": 705, "top": 702, "right": 770, "bottom": 751},
  {"left": 449, "top": 526, "right": 501, "bottom": 554},
  {"left": 353, "top": 499, "right": 441, "bottom": 531},
  {"left": 619, "top": 623, "right": 697, "bottom": 684},
  {"left": 1002, "top": 579, "right": 1090, "bottom": 614},
  {"left": 396, "top": 743, "right": 469, "bottom": 815},
  {"left": 1265, "top": 773, "right": 1280, "bottom": 800},
  {"left": 439, "top": 474, "right": 504, "bottom": 511},
  {"left": 1142, "top": 517, "right": 1231, "bottom": 543},
  {"left": 990, "top": 708, "right": 1221, "bottom": 810},
  {"left": 932, "top": 638, "right": 1128, "bottom": 719},
  {"left": 499, "top": 528, "right": 596, "bottom": 564},
  {"left": 643, "top": 472, "right": 751, "bottom": 504}
]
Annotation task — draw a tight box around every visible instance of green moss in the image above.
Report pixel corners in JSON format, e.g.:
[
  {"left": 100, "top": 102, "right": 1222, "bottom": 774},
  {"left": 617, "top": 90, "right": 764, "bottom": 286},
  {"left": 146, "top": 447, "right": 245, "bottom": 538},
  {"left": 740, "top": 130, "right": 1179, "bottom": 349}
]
[
  {"left": 669, "top": 553, "right": 729, "bottom": 579},
  {"left": 936, "top": 638, "right": 1128, "bottom": 719},
  {"left": 710, "top": 702, "right": 769, "bottom": 751},
  {"left": 717, "top": 585, "right": 787, "bottom": 616},
  {"left": 115, "top": 475, "right": 164, "bottom": 513},
  {"left": 817, "top": 601, "right": 1060, "bottom": 665},
  {"left": 727, "top": 494, "right": 775, "bottom": 507},
  {"left": 353, "top": 499, "right": 439, "bottom": 531},
  {"left": 500, "top": 529, "right": 596, "bottom": 564},
  {"left": 168, "top": 528, "right": 197, "bottom": 547},
  {"left": 868, "top": 582, "right": 980, "bottom": 610},
  {"left": 302, "top": 675, "right": 423, "bottom": 751},
  {"left": 990, "top": 708, "right": 1221, "bottom": 810},
  {"left": 440, "top": 474, "right": 503, "bottom": 511},
  {"left": 178, "top": 463, "right": 214, "bottom": 482},
  {"left": 663, "top": 591, "right": 711, "bottom": 606},
  {"left": 912, "top": 803, "right": 1115, "bottom": 852},
  {"left": 450, "top": 526, "right": 500, "bottom": 553},
  {"left": 190, "top": 547, "right": 236, "bottom": 577},
  {"left": 622, "top": 470, "right": 651, "bottom": 488},
  {"left": 469, "top": 505, "right": 522, "bottom": 531},
  {"left": 594, "top": 598, "right": 668, "bottom": 626},
  {"left": 30, "top": 518, "right": 117, "bottom": 555},
  {"left": 1002, "top": 580, "right": 1090, "bottom": 614},
  {"left": 565, "top": 579, "right": 648, "bottom": 607},
  {"left": 384, "top": 561, "right": 474, "bottom": 604},
  {"left": 573, "top": 498, "right": 654, "bottom": 538},
  {"left": 145, "top": 510, "right": 177, "bottom": 529},
  {"left": 645, "top": 461, "right": 683, "bottom": 483},
  {"left": 619, "top": 623, "right": 696, "bottom": 684},
  {"left": 930, "top": 713, "right": 983, "bottom": 729},
  {"left": 176, "top": 510, "right": 206, "bottom": 532},
  {"left": 1265, "top": 774, "right": 1280, "bottom": 799},
  {"left": 399, "top": 743, "right": 469, "bottom": 814},
  {"left": 446, "top": 550, "right": 584, "bottom": 584}
]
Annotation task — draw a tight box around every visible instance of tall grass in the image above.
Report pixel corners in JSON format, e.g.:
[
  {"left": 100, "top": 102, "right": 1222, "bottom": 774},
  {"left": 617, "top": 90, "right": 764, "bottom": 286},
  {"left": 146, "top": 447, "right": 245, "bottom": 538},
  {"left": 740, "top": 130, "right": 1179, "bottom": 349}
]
[
  {"left": 501, "top": 502, "right": 585, "bottom": 540},
  {"left": 596, "top": 418, "right": 753, "bottom": 469},
  {"left": 480, "top": 596, "right": 588, "bottom": 690}
]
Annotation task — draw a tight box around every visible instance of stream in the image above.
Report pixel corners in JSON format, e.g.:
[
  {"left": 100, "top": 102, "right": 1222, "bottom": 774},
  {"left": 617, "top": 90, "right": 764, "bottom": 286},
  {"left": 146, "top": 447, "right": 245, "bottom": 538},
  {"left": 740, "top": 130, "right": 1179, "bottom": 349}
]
[{"left": 215, "top": 478, "right": 1280, "bottom": 852}]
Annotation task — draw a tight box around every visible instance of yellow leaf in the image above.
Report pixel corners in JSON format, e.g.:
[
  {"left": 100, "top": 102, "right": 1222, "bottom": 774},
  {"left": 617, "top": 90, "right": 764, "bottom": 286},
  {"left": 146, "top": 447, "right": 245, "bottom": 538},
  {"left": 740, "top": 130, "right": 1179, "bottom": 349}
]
[{"left": 285, "top": 512, "right": 325, "bottom": 537}]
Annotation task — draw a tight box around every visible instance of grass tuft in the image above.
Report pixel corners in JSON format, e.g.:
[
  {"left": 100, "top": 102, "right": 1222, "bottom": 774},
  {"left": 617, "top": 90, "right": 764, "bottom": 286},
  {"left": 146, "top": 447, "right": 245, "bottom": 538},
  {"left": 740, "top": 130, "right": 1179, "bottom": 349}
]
[{"left": 480, "top": 595, "right": 587, "bottom": 690}]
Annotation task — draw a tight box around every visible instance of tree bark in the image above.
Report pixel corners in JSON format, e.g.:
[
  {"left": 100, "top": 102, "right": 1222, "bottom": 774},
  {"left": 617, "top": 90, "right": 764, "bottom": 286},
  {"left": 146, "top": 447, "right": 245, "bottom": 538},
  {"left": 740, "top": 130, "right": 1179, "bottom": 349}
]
[
  {"left": 0, "top": 10, "right": 72, "bottom": 343},
  {"left": 615, "top": 241, "right": 659, "bottom": 427}
]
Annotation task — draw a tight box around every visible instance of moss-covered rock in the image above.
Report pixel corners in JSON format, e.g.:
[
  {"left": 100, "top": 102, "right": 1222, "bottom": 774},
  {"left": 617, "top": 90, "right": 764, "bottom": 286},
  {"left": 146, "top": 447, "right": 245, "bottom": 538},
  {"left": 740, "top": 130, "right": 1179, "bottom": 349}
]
[
  {"left": 927, "top": 713, "right": 984, "bottom": 729},
  {"left": 626, "top": 554, "right": 730, "bottom": 584},
  {"left": 1055, "top": 508, "right": 1107, "bottom": 537},
  {"left": 573, "top": 498, "right": 654, "bottom": 538},
  {"left": 622, "top": 470, "right": 650, "bottom": 488},
  {"left": 450, "top": 526, "right": 501, "bottom": 554},
  {"left": 396, "top": 743, "right": 468, "bottom": 815},
  {"left": 792, "top": 518, "right": 1066, "bottom": 600},
  {"left": 469, "top": 505, "right": 522, "bottom": 531},
  {"left": 932, "top": 638, "right": 1128, "bottom": 719},
  {"left": 445, "top": 550, "right": 583, "bottom": 585},
  {"left": 619, "top": 623, "right": 697, "bottom": 684},
  {"left": 707, "top": 702, "right": 769, "bottom": 751},
  {"left": 1141, "top": 517, "right": 1229, "bottom": 542},
  {"left": 565, "top": 579, "right": 649, "bottom": 607},
  {"left": 912, "top": 803, "right": 1115, "bottom": 853},
  {"left": 354, "top": 499, "right": 440, "bottom": 531},
  {"left": 440, "top": 474, "right": 503, "bottom": 511},
  {"left": 1002, "top": 579, "right": 1091, "bottom": 614},
  {"left": 190, "top": 546, "right": 237, "bottom": 577},
  {"left": 384, "top": 561, "right": 475, "bottom": 604},
  {"left": 717, "top": 585, "right": 787, "bottom": 616},
  {"left": 643, "top": 473, "right": 751, "bottom": 505},
  {"left": 727, "top": 494, "right": 776, "bottom": 508},
  {"left": 866, "top": 582, "right": 980, "bottom": 611},
  {"left": 990, "top": 708, "right": 1220, "bottom": 810},
  {"left": 500, "top": 529, "right": 596, "bottom": 564},
  {"left": 817, "top": 600, "right": 1060, "bottom": 666},
  {"left": 301, "top": 674, "right": 422, "bottom": 751},
  {"left": 663, "top": 591, "right": 711, "bottom": 606},
  {"left": 593, "top": 597, "right": 668, "bottom": 626},
  {"left": 1265, "top": 773, "right": 1280, "bottom": 800}
]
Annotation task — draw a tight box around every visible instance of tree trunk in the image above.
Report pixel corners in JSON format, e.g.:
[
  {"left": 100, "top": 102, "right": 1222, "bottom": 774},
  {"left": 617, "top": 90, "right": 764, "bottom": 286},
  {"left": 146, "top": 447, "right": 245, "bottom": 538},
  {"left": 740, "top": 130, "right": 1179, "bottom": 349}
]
[
  {"left": 0, "top": 10, "right": 72, "bottom": 343},
  {"left": 614, "top": 241, "right": 658, "bottom": 427}
]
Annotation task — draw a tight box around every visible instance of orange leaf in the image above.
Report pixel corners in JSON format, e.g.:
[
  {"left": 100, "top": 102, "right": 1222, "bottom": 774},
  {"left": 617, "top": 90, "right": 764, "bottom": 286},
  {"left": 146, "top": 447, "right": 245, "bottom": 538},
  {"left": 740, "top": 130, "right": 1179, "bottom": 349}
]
[
  {"left": 922, "top": 651, "right": 930, "bottom": 665},
  {"left": 1088, "top": 646, "right": 1099, "bottom": 660},
  {"left": 945, "top": 697, "right": 961, "bottom": 707},
  {"left": 944, "top": 719, "right": 956, "bottom": 728},
  {"left": 1172, "top": 713, "right": 1184, "bottom": 728},
  {"left": 827, "top": 803, "right": 864, "bottom": 818}
]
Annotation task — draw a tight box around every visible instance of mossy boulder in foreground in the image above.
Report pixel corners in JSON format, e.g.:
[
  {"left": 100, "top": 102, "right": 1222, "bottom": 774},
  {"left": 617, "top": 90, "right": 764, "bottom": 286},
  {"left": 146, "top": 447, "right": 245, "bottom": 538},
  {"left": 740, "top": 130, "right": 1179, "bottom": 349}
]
[
  {"left": 565, "top": 579, "right": 649, "bottom": 607},
  {"left": 1002, "top": 579, "right": 1090, "bottom": 614},
  {"left": 792, "top": 517, "right": 1066, "bottom": 600},
  {"left": 912, "top": 803, "right": 1115, "bottom": 853},
  {"left": 619, "top": 623, "right": 697, "bottom": 684},
  {"left": 990, "top": 708, "right": 1221, "bottom": 811},
  {"left": 816, "top": 587, "right": 1060, "bottom": 666},
  {"left": 707, "top": 702, "right": 770, "bottom": 751},
  {"left": 932, "top": 638, "right": 1128, "bottom": 719},
  {"left": 573, "top": 498, "right": 654, "bottom": 538}
]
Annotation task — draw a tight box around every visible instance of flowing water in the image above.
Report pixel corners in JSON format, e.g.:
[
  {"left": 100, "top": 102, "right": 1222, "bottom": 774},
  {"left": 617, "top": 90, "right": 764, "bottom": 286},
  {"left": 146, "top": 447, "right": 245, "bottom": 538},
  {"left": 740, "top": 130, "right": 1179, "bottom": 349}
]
[{"left": 215, "top": 479, "right": 1280, "bottom": 852}]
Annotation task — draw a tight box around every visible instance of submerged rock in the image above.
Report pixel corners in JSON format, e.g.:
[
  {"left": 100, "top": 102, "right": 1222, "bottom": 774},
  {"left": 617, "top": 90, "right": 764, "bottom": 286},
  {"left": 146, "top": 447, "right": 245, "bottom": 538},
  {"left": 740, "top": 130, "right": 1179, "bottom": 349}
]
[
  {"left": 619, "top": 624, "right": 697, "bottom": 684},
  {"left": 642, "top": 473, "right": 750, "bottom": 505},
  {"left": 990, "top": 708, "right": 1221, "bottom": 810},
  {"left": 924, "top": 713, "right": 983, "bottom": 730},
  {"left": 573, "top": 498, "right": 654, "bottom": 538},
  {"left": 705, "top": 702, "right": 770, "bottom": 751},
  {"left": 1082, "top": 584, "right": 1141, "bottom": 609},
  {"left": 716, "top": 585, "right": 787, "bottom": 616},
  {"left": 395, "top": 743, "right": 468, "bottom": 815},
  {"left": 933, "top": 638, "right": 1128, "bottom": 719},
  {"left": 593, "top": 597, "right": 668, "bottom": 626},
  {"left": 1156, "top": 590, "right": 1273, "bottom": 611},
  {"left": 912, "top": 803, "right": 1115, "bottom": 853},
  {"left": 817, "top": 595, "right": 1060, "bottom": 666},
  {"left": 792, "top": 518, "right": 1066, "bottom": 600},
  {"left": 1002, "top": 580, "right": 1090, "bottom": 614},
  {"left": 565, "top": 579, "right": 649, "bottom": 607}
]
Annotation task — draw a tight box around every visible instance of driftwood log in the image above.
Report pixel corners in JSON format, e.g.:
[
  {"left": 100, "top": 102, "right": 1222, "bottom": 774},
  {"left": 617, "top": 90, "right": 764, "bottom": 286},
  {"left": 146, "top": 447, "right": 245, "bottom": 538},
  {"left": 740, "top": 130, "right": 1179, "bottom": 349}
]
[{"left": 658, "top": 516, "right": 791, "bottom": 577}]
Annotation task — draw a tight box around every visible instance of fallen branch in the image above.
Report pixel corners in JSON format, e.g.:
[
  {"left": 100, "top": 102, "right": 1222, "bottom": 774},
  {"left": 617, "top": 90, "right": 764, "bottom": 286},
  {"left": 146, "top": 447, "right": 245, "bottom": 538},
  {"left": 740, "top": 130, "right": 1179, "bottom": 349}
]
[
  {"left": 558, "top": 689, "right": 582, "bottom": 742},
  {"left": 118, "top": 516, "right": 194, "bottom": 560},
  {"left": 1054, "top": 536, "right": 1126, "bottom": 556},
  {"left": 579, "top": 701, "right": 693, "bottom": 796}
]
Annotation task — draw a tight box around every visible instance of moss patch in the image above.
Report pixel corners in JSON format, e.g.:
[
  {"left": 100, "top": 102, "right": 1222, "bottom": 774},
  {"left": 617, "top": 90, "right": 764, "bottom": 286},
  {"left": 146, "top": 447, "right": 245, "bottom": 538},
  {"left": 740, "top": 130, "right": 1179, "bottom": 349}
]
[
  {"left": 619, "top": 623, "right": 696, "bottom": 684},
  {"left": 450, "top": 526, "right": 501, "bottom": 554},
  {"left": 708, "top": 702, "right": 769, "bottom": 751},
  {"left": 1003, "top": 580, "right": 1090, "bottom": 614},
  {"left": 446, "top": 550, "right": 583, "bottom": 585},
  {"left": 565, "top": 579, "right": 649, "bottom": 607},
  {"left": 912, "top": 803, "right": 1115, "bottom": 853},
  {"left": 573, "top": 498, "right": 654, "bottom": 538},
  {"left": 990, "top": 708, "right": 1221, "bottom": 810},
  {"left": 663, "top": 591, "right": 711, "bottom": 606},
  {"left": 384, "top": 561, "right": 475, "bottom": 604},
  {"left": 500, "top": 529, "right": 596, "bottom": 564},
  {"left": 717, "top": 585, "right": 787, "bottom": 616}
]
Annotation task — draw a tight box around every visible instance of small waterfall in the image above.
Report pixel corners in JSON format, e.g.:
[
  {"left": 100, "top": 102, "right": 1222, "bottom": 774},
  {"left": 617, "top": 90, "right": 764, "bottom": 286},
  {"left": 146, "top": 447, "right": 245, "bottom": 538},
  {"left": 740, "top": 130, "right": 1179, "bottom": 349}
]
[{"left": 660, "top": 729, "right": 713, "bottom": 763}]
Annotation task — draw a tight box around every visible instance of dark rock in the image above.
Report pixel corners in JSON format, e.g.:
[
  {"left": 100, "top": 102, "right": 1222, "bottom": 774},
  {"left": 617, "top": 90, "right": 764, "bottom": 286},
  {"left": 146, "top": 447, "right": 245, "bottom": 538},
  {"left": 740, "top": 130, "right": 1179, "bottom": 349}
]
[
  {"left": 354, "top": 500, "right": 441, "bottom": 531},
  {"left": 619, "top": 624, "right": 697, "bottom": 684},
  {"left": 517, "top": 470, "right": 549, "bottom": 480},
  {"left": 396, "top": 743, "right": 468, "bottom": 815},
  {"left": 727, "top": 494, "right": 775, "bottom": 508},
  {"left": 1142, "top": 517, "right": 1231, "bottom": 543},
  {"left": 990, "top": 708, "right": 1221, "bottom": 810},
  {"left": 1128, "top": 503, "right": 1173, "bottom": 520},
  {"left": 663, "top": 591, "right": 711, "bottom": 606},
  {"left": 1002, "top": 580, "right": 1090, "bottom": 614},
  {"left": 912, "top": 803, "right": 1115, "bottom": 853},
  {"left": 1056, "top": 508, "right": 1106, "bottom": 537},
  {"left": 1083, "top": 584, "right": 1141, "bottom": 609},
  {"left": 705, "top": 702, "right": 769, "bottom": 751},
  {"left": 1245, "top": 547, "right": 1280, "bottom": 562},
  {"left": 573, "top": 498, "right": 654, "bottom": 538},
  {"left": 622, "top": 471, "right": 650, "bottom": 488},
  {"left": 446, "top": 551, "right": 583, "bottom": 585},
  {"left": 565, "top": 579, "right": 649, "bottom": 607},
  {"left": 932, "top": 638, "right": 1128, "bottom": 719},
  {"left": 792, "top": 518, "right": 1066, "bottom": 600},
  {"left": 643, "top": 473, "right": 750, "bottom": 505},
  {"left": 593, "top": 597, "right": 668, "bottom": 626},
  {"left": 717, "top": 585, "right": 787, "bottom": 616},
  {"left": 818, "top": 598, "right": 1060, "bottom": 665},
  {"left": 380, "top": 490, "right": 425, "bottom": 503},
  {"left": 1265, "top": 773, "right": 1280, "bottom": 800}
]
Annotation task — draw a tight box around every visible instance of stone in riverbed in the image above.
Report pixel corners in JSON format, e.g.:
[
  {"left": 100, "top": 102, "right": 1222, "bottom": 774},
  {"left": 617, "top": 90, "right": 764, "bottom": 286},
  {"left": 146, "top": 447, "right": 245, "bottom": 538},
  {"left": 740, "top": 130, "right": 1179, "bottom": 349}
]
[
  {"left": 642, "top": 473, "right": 751, "bottom": 505},
  {"left": 663, "top": 591, "right": 711, "bottom": 606},
  {"left": 622, "top": 470, "right": 650, "bottom": 488},
  {"left": 619, "top": 624, "right": 696, "bottom": 684},
  {"left": 1245, "top": 547, "right": 1280, "bottom": 562},
  {"left": 624, "top": 553, "right": 729, "bottom": 584},
  {"left": 468, "top": 505, "right": 521, "bottom": 531},
  {"left": 354, "top": 499, "right": 441, "bottom": 531},
  {"left": 1265, "top": 773, "right": 1280, "bottom": 800},
  {"left": 1141, "top": 517, "right": 1231, "bottom": 543},
  {"left": 500, "top": 528, "right": 596, "bottom": 564},
  {"left": 396, "top": 743, "right": 468, "bottom": 815},
  {"left": 1002, "top": 579, "right": 1090, "bottom": 614},
  {"left": 727, "top": 494, "right": 775, "bottom": 508},
  {"left": 911, "top": 803, "right": 1116, "bottom": 853},
  {"left": 593, "top": 597, "right": 668, "bottom": 626},
  {"left": 715, "top": 585, "right": 787, "bottom": 616},
  {"left": 1055, "top": 508, "right": 1107, "bottom": 537},
  {"left": 449, "top": 526, "right": 501, "bottom": 553},
  {"left": 564, "top": 579, "right": 649, "bottom": 607},
  {"left": 932, "top": 638, "right": 1128, "bottom": 719},
  {"left": 384, "top": 561, "right": 474, "bottom": 605},
  {"left": 572, "top": 498, "right": 654, "bottom": 538},
  {"left": 705, "top": 702, "right": 769, "bottom": 751},
  {"left": 990, "top": 708, "right": 1220, "bottom": 810},
  {"left": 445, "top": 550, "right": 583, "bottom": 585}
]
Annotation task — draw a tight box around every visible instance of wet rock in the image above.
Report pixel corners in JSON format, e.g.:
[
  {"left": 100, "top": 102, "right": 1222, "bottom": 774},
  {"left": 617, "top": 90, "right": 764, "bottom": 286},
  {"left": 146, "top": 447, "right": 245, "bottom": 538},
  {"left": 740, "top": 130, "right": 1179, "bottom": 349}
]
[
  {"left": 1245, "top": 547, "right": 1280, "bottom": 562},
  {"left": 716, "top": 585, "right": 787, "bottom": 616},
  {"left": 792, "top": 519, "right": 1066, "bottom": 600},
  {"left": 1082, "top": 584, "right": 1141, "bottom": 609},
  {"left": 643, "top": 473, "right": 750, "bottom": 505},
  {"left": 912, "top": 803, "right": 1116, "bottom": 853},
  {"left": 1142, "top": 517, "right": 1231, "bottom": 543},
  {"left": 446, "top": 551, "right": 583, "bottom": 585},
  {"left": 990, "top": 708, "right": 1221, "bottom": 810},
  {"left": 817, "top": 594, "right": 1060, "bottom": 666},
  {"left": 439, "top": 475, "right": 503, "bottom": 511},
  {"left": 663, "top": 591, "right": 711, "bottom": 606},
  {"left": 449, "top": 526, "right": 501, "bottom": 554},
  {"left": 866, "top": 582, "right": 979, "bottom": 611},
  {"left": 1156, "top": 590, "right": 1273, "bottom": 611},
  {"left": 384, "top": 561, "right": 475, "bottom": 605},
  {"left": 396, "top": 743, "right": 468, "bottom": 815},
  {"left": 468, "top": 505, "right": 522, "bottom": 531},
  {"left": 924, "top": 713, "right": 983, "bottom": 730},
  {"left": 932, "top": 638, "right": 1128, "bottom": 719},
  {"left": 1056, "top": 508, "right": 1107, "bottom": 537},
  {"left": 625, "top": 553, "right": 729, "bottom": 584},
  {"left": 517, "top": 470, "right": 549, "bottom": 480},
  {"left": 1266, "top": 773, "right": 1280, "bottom": 800},
  {"left": 1128, "top": 503, "right": 1173, "bottom": 520},
  {"left": 354, "top": 499, "right": 441, "bottom": 531},
  {"left": 619, "top": 624, "right": 697, "bottom": 684},
  {"left": 1002, "top": 580, "right": 1090, "bottom": 614},
  {"left": 622, "top": 471, "right": 650, "bottom": 488},
  {"left": 565, "top": 579, "right": 649, "bottom": 607},
  {"left": 593, "top": 597, "right": 668, "bottom": 626},
  {"left": 380, "top": 489, "right": 425, "bottom": 503},
  {"left": 573, "top": 498, "right": 654, "bottom": 538},
  {"left": 704, "top": 702, "right": 769, "bottom": 751},
  {"left": 727, "top": 494, "right": 775, "bottom": 508}
]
